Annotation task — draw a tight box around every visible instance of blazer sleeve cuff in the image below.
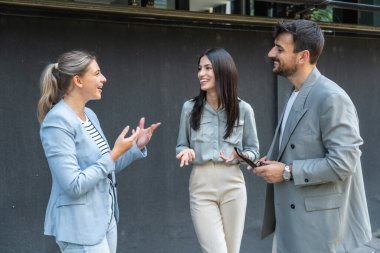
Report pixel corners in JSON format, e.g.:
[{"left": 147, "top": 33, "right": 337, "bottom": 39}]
[
  {"left": 102, "top": 152, "right": 116, "bottom": 173},
  {"left": 131, "top": 144, "right": 148, "bottom": 158}
]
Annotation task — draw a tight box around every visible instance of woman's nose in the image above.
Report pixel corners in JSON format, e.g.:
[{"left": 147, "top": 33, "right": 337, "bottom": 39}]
[
  {"left": 101, "top": 74, "right": 107, "bottom": 83},
  {"left": 198, "top": 69, "right": 205, "bottom": 77}
]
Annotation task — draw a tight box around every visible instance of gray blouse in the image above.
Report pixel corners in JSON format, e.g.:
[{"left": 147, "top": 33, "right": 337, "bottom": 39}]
[{"left": 176, "top": 98, "right": 260, "bottom": 165}]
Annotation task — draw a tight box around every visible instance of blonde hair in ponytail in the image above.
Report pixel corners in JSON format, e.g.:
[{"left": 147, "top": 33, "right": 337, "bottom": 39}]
[
  {"left": 37, "top": 64, "right": 60, "bottom": 123},
  {"left": 37, "top": 50, "right": 96, "bottom": 123}
]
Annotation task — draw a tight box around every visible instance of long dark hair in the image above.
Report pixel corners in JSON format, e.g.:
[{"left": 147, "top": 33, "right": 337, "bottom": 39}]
[{"left": 190, "top": 48, "right": 239, "bottom": 139}]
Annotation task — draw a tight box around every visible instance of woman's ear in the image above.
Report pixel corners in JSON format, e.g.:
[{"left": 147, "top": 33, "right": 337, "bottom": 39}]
[{"left": 72, "top": 75, "right": 83, "bottom": 88}]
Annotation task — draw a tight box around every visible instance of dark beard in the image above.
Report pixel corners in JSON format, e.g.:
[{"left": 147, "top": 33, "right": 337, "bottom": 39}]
[{"left": 272, "top": 59, "right": 297, "bottom": 77}]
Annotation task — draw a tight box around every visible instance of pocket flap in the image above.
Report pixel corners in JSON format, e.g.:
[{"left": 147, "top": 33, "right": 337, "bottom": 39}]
[
  {"left": 220, "top": 118, "right": 244, "bottom": 126},
  {"left": 200, "top": 116, "right": 213, "bottom": 125},
  {"left": 305, "top": 193, "right": 343, "bottom": 211},
  {"left": 57, "top": 193, "right": 86, "bottom": 207}
]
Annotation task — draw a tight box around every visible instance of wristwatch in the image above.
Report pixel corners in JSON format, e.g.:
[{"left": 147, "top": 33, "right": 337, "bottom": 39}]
[{"left": 283, "top": 165, "right": 291, "bottom": 181}]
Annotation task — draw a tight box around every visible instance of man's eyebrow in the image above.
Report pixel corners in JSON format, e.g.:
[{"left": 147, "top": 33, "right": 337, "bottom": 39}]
[{"left": 274, "top": 42, "right": 284, "bottom": 50}]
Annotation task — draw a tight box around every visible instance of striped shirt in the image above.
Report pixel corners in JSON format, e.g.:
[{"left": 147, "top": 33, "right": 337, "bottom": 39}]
[
  {"left": 81, "top": 115, "right": 115, "bottom": 222},
  {"left": 81, "top": 116, "right": 110, "bottom": 155}
]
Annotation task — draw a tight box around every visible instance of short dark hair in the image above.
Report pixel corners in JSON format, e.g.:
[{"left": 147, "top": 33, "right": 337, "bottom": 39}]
[{"left": 274, "top": 19, "right": 325, "bottom": 64}]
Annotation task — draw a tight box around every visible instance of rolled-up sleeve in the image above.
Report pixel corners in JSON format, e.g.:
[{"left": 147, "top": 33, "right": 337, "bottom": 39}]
[
  {"left": 176, "top": 102, "right": 191, "bottom": 155},
  {"left": 242, "top": 104, "right": 260, "bottom": 162}
]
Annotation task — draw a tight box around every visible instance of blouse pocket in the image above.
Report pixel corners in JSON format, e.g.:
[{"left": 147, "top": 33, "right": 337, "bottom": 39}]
[{"left": 191, "top": 116, "right": 214, "bottom": 142}]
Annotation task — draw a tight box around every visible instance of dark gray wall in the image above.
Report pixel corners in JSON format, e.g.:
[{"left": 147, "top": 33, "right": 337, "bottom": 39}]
[{"left": 0, "top": 13, "right": 378, "bottom": 253}]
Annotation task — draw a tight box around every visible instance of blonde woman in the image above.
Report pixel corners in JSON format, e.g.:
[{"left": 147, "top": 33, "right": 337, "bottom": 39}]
[{"left": 38, "top": 50, "right": 160, "bottom": 253}]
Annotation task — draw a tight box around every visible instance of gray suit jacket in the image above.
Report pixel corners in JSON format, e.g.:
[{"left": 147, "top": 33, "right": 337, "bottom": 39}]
[
  {"left": 262, "top": 68, "right": 372, "bottom": 253},
  {"left": 40, "top": 99, "right": 146, "bottom": 245}
]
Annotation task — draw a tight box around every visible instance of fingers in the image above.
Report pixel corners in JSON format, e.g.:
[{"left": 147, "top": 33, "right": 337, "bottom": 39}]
[
  {"left": 137, "top": 120, "right": 161, "bottom": 145},
  {"left": 254, "top": 157, "right": 273, "bottom": 166},
  {"left": 252, "top": 165, "right": 282, "bottom": 184},
  {"left": 180, "top": 156, "right": 188, "bottom": 167},
  {"left": 138, "top": 117, "right": 161, "bottom": 132},
  {"left": 133, "top": 127, "right": 140, "bottom": 139},
  {"left": 176, "top": 150, "right": 186, "bottom": 159},
  {"left": 260, "top": 156, "right": 267, "bottom": 161},
  {"left": 145, "top": 122, "right": 161, "bottom": 138},
  {"left": 179, "top": 153, "right": 190, "bottom": 167},
  {"left": 253, "top": 166, "right": 264, "bottom": 175},
  {"left": 139, "top": 117, "right": 145, "bottom": 129},
  {"left": 258, "top": 156, "right": 268, "bottom": 164},
  {"left": 247, "top": 165, "right": 255, "bottom": 171},
  {"left": 188, "top": 149, "right": 195, "bottom": 161},
  {"left": 119, "top": 126, "right": 130, "bottom": 138},
  {"left": 219, "top": 151, "right": 227, "bottom": 160},
  {"left": 125, "top": 126, "right": 140, "bottom": 142},
  {"left": 112, "top": 126, "right": 140, "bottom": 160},
  {"left": 176, "top": 149, "right": 195, "bottom": 167},
  {"left": 219, "top": 151, "right": 231, "bottom": 160},
  {"left": 220, "top": 151, "right": 237, "bottom": 163},
  {"left": 150, "top": 122, "right": 161, "bottom": 132},
  {"left": 185, "top": 151, "right": 195, "bottom": 162},
  {"left": 225, "top": 155, "right": 235, "bottom": 163},
  {"left": 119, "top": 125, "right": 141, "bottom": 140},
  {"left": 176, "top": 149, "right": 194, "bottom": 160},
  {"left": 260, "top": 160, "right": 277, "bottom": 166},
  {"left": 253, "top": 167, "right": 269, "bottom": 181}
]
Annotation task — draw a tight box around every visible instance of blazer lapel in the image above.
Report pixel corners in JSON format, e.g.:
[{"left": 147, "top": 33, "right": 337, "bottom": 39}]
[
  {"left": 277, "top": 68, "right": 321, "bottom": 160},
  {"left": 267, "top": 109, "right": 285, "bottom": 160},
  {"left": 277, "top": 107, "right": 308, "bottom": 160}
]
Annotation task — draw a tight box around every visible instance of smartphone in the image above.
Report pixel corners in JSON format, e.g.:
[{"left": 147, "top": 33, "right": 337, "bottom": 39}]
[{"left": 234, "top": 147, "right": 258, "bottom": 168}]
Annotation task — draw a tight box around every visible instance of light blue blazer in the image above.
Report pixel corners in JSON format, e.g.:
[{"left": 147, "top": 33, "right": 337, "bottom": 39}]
[{"left": 40, "top": 99, "right": 146, "bottom": 245}]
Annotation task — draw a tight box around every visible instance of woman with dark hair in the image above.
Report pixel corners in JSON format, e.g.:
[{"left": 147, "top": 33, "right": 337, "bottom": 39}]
[
  {"left": 176, "top": 48, "right": 259, "bottom": 253},
  {"left": 38, "top": 50, "right": 160, "bottom": 253}
]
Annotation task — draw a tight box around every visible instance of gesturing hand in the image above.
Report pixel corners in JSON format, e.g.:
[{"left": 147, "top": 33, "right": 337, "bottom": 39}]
[
  {"left": 110, "top": 126, "right": 140, "bottom": 161},
  {"left": 219, "top": 150, "right": 238, "bottom": 164},
  {"left": 176, "top": 148, "right": 195, "bottom": 167},
  {"left": 136, "top": 117, "right": 161, "bottom": 150}
]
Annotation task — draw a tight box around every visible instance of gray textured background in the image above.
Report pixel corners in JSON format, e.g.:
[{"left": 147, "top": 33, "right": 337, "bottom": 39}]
[{"left": 0, "top": 12, "right": 379, "bottom": 253}]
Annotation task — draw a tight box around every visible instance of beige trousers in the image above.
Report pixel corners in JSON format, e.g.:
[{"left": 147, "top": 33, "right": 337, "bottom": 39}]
[{"left": 190, "top": 162, "right": 247, "bottom": 253}]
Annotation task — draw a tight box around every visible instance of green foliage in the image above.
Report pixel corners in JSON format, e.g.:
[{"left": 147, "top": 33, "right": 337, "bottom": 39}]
[
  {"left": 376, "top": 228, "right": 380, "bottom": 238},
  {"left": 311, "top": 6, "right": 333, "bottom": 22}
]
